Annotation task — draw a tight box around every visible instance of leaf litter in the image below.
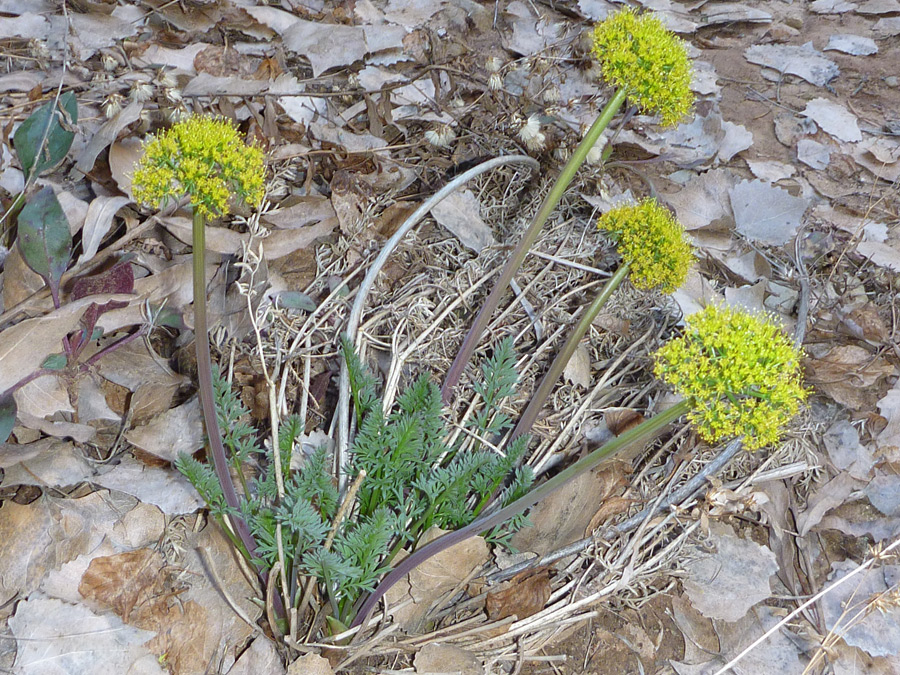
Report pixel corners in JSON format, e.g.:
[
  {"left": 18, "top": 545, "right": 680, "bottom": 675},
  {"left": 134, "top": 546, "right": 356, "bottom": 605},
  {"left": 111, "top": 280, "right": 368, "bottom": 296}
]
[{"left": 0, "top": 0, "right": 899, "bottom": 671}]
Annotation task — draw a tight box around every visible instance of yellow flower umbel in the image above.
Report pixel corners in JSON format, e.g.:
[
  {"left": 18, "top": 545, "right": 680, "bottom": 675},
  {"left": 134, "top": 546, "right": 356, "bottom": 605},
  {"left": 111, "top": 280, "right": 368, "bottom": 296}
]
[
  {"left": 510, "top": 198, "right": 692, "bottom": 439},
  {"left": 441, "top": 9, "right": 696, "bottom": 404},
  {"left": 598, "top": 198, "right": 693, "bottom": 292},
  {"left": 131, "top": 115, "right": 270, "bottom": 596},
  {"left": 132, "top": 115, "right": 265, "bottom": 220},
  {"left": 654, "top": 305, "right": 807, "bottom": 449},
  {"left": 591, "top": 9, "right": 693, "bottom": 126}
]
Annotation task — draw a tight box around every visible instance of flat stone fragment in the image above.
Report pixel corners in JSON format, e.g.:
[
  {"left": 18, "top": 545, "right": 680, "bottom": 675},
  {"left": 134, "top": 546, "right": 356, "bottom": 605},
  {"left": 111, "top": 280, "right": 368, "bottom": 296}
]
[{"left": 825, "top": 34, "right": 878, "bottom": 55}]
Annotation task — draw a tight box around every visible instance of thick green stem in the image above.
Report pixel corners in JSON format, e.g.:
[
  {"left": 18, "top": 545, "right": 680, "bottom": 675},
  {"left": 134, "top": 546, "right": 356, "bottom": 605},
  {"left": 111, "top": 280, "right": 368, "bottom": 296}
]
[
  {"left": 440, "top": 88, "right": 629, "bottom": 405},
  {"left": 351, "top": 398, "right": 692, "bottom": 627},
  {"left": 511, "top": 263, "right": 631, "bottom": 440},
  {"left": 191, "top": 210, "right": 280, "bottom": 613}
]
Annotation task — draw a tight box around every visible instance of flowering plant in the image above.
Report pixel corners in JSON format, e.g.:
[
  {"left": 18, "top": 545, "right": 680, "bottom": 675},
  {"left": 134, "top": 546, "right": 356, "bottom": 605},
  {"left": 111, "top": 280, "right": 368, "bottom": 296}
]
[
  {"left": 442, "top": 9, "right": 695, "bottom": 402},
  {"left": 132, "top": 115, "right": 265, "bottom": 219},
  {"left": 654, "top": 304, "right": 807, "bottom": 449},
  {"left": 355, "top": 306, "right": 806, "bottom": 628},
  {"left": 132, "top": 115, "right": 272, "bottom": 610},
  {"left": 591, "top": 8, "right": 693, "bottom": 126},
  {"left": 511, "top": 198, "right": 693, "bottom": 439}
]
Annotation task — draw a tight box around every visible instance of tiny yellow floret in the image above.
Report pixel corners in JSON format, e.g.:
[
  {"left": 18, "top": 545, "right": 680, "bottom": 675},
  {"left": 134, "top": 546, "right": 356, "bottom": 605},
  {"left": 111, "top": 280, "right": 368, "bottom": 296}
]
[
  {"left": 653, "top": 305, "right": 806, "bottom": 449},
  {"left": 591, "top": 9, "right": 694, "bottom": 126},
  {"left": 132, "top": 115, "right": 265, "bottom": 220},
  {"left": 597, "top": 198, "right": 693, "bottom": 292}
]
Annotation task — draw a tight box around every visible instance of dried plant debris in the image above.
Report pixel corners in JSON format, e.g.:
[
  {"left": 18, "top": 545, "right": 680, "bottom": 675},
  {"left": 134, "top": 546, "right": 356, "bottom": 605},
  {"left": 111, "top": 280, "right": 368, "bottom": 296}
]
[{"left": 1, "top": 0, "right": 899, "bottom": 669}]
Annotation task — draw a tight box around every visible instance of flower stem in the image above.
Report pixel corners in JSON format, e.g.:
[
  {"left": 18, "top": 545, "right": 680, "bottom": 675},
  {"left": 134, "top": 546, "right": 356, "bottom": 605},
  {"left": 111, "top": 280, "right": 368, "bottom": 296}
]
[
  {"left": 191, "top": 210, "right": 278, "bottom": 612},
  {"left": 440, "top": 88, "right": 629, "bottom": 405},
  {"left": 511, "top": 262, "right": 631, "bottom": 440},
  {"left": 351, "top": 397, "right": 691, "bottom": 628}
]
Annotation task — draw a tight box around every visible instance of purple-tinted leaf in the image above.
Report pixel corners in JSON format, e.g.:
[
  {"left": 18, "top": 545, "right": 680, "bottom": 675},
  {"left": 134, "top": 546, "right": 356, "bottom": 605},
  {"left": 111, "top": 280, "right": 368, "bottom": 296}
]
[
  {"left": 0, "top": 394, "right": 15, "bottom": 443},
  {"left": 13, "top": 91, "right": 78, "bottom": 180},
  {"left": 71, "top": 261, "right": 134, "bottom": 299},
  {"left": 17, "top": 186, "right": 72, "bottom": 301},
  {"left": 72, "top": 299, "right": 129, "bottom": 355}
]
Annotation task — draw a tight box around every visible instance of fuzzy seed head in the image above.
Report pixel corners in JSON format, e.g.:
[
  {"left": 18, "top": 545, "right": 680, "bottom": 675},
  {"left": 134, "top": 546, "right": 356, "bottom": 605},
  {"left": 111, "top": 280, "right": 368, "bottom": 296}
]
[
  {"left": 488, "top": 72, "right": 503, "bottom": 91},
  {"left": 518, "top": 114, "right": 546, "bottom": 151},
  {"left": 130, "top": 78, "right": 155, "bottom": 103},
  {"left": 132, "top": 115, "right": 266, "bottom": 220},
  {"left": 101, "top": 53, "right": 118, "bottom": 72},
  {"left": 591, "top": 9, "right": 694, "bottom": 126},
  {"left": 424, "top": 124, "right": 456, "bottom": 149},
  {"left": 597, "top": 198, "right": 692, "bottom": 291},
  {"left": 654, "top": 305, "right": 807, "bottom": 449},
  {"left": 156, "top": 69, "right": 177, "bottom": 89},
  {"left": 102, "top": 92, "right": 124, "bottom": 119}
]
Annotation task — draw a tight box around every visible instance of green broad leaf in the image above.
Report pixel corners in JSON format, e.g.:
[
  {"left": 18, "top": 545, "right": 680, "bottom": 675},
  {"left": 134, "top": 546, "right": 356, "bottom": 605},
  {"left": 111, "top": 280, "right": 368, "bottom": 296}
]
[
  {"left": 41, "top": 353, "right": 67, "bottom": 370},
  {"left": 325, "top": 615, "right": 350, "bottom": 638},
  {"left": 276, "top": 291, "right": 317, "bottom": 312},
  {"left": 13, "top": 91, "right": 78, "bottom": 180},
  {"left": 17, "top": 186, "right": 73, "bottom": 298},
  {"left": 148, "top": 304, "right": 185, "bottom": 330},
  {"left": 0, "top": 394, "right": 16, "bottom": 444}
]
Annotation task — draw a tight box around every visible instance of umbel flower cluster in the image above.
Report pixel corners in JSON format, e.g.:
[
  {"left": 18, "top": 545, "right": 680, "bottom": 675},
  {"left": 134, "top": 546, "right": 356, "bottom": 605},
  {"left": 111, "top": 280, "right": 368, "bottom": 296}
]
[
  {"left": 597, "top": 198, "right": 693, "bottom": 292},
  {"left": 132, "top": 115, "right": 265, "bottom": 219},
  {"left": 654, "top": 305, "right": 807, "bottom": 449},
  {"left": 591, "top": 8, "right": 693, "bottom": 126}
]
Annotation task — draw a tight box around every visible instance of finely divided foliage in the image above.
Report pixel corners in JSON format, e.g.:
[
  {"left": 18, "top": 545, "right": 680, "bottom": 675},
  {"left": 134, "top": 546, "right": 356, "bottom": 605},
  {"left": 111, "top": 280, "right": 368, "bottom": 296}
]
[{"left": 179, "top": 339, "right": 532, "bottom": 624}]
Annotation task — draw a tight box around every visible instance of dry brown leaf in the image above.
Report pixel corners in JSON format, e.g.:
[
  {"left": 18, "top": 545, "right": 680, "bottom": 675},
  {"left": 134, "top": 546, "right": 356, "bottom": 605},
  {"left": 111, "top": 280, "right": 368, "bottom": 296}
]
[
  {"left": 431, "top": 189, "right": 496, "bottom": 253},
  {"left": 261, "top": 195, "right": 337, "bottom": 230},
  {"left": 414, "top": 643, "right": 481, "bottom": 675},
  {"left": 0, "top": 296, "right": 125, "bottom": 393},
  {"left": 13, "top": 373, "right": 73, "bottom": 419},
  {"left": 562, "top": 343, "right": 591, "bottom": 388},
  {"left": 875, "top": 382, "right": 900, "bottom": 462},
  {"left": 511, "top": 461, "right": 630, "bottom": 555},
  {"left": 682, "top": 521, "right": 778, "bottom": 622},
  {"left": 229, "top": 637, "right": 286, "bottom": 675},
  {"left": 586, "top": 495, "right": 633, "bottom": 533},
  {"left": 287, "top": 653, "right": 334, "bottom": 675},
  {"left": 0, "top": 436, "right": 57, "bottom": 468},
  {"left": 161, "top": 216, "right": 245, "bottom": 255},
  {"left": 108, "top": 136, "right": 143, "bottom": 197},
  {"left": 16, "top": 409, "right": 96, "bottom": 443},
  {"left": 796, "top": 471, "right": 865, "bottom": 536},
  {"left": 76, "top": 196, "right": 131, "bottom": 266},
  {"left": 129, "top": 380, "right": 181, "bottom": 425},
  {"left": 73, "top": 101, "right": 143, "bottom": 176},
  {"left": 2, "top": 244, "right": 44, "bottom": 309},
  {"left": 78, "top": 548, "right": 167, "bottom": 623},
  {"left": 485, "top": 568, "right": 551, "bottom": 621},
  {"left": 806, "top": 345, "right": 895, "bottom": 410},
  {"left": 375, "top": 201, "right": 417, "bottom": 238},
  {"left": 605, "top": 408, "right": 645, "bottom": 436},
  {"left": 389, "top": 526, "right": 490, "bottom": 632},
  {"left": 0, "top": 498, "right": 56, "bottom": 605},
  {"left": 1, "top": 437, "right": 91, "bottom": 486},
  {"left": 95, "top": 338, "right": 186, "bottom": 393},
  {"left": 8, "top": 596, "right": 163, "bottom": 674},
  {"left": 839, "top": 305, "right": 889, "bottom": 343},
  {"left": 92, "top": 455, "right": 203, "bottom": 514}
]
